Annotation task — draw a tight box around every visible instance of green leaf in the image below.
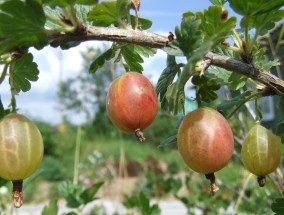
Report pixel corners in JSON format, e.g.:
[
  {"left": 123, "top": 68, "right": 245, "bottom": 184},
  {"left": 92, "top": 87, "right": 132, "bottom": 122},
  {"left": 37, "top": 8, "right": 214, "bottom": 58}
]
[
  {"left": 255, "top": 99, "right": 263, "bottom": 121},
  {"left": 0, "top": 0, "right": 47, "bottom": 54},
  {"left": 217, "top": 90, "right": 252, "bottom": 117},
  {"left": 168, "top": 41, "right": 213, "bottom": 114},
  {"left": 158, "top": 134, "right": 177, "bottom": 148},
  {"left": 162, "top": 46, "right": 184, "bottom": 56},
  {"left": 172, "top": 15, "right": 203, "bottom": 57},
  {"left": 76, "top": 0, "right": 98, "bottom": 5},
  {"left": 228, "top": 0, "right": 284, "bottom": 16},
  {"left": 89, "top": 45, "right": 118, "bottom": 73},
  {"left": 43, "top": 0, "right": 75, "bottom": 8},
  {"left": 156, "top": 55, "right": 181, "bottom": 106},
  {"left": 0, "top": 177, "right": 8, "bottom": 187},
  {"left": 0, "top": 63, "right": 8, "bottom": 84},
  {"left": 11, "top": 53, "right": 40, "bottom": 92},
  {"left": 42, "top": 199, "right": 58, "bottom": 215},
  {"left": 271, "top": 198, "right": 284, "bottom": 214},
  {"left": 210, "top": 0, "right": 227, "bottom": 6},
  {"left": 162, "top": 82, "right": 185, "bottom": 115},
  {"left": 87, "top": 1, "right": 120, "bottom": 27},
  {"left": 139, "top": 192, "right": 150, "bottom": 213},
  {"left": 123, "top": 194, "right": 138, "bottom": 209},
  {"left": 116, "top": 0, "right": 131, "bottom": 16},
  {"left": 196, "top": 6, "right": 237, "bottom": 47},
  {"left": 191, "top": 74, "right": 221, "bottom": 104},
  {"left": 241, "top": 10, "right": 284, "bottom": 36},
  {"left": 253, "top": 48, "right": 280, "bottom": 70},
  {"left": 206, "top": 67, "right": 232, "bottom": 85},
  {"left": 58, "top": 181, "right": 84, "bottom": 208},
  {"left": 130, "top": 16, "right": 152, "bottom": 30},
  {"left": 120, "top": 44, "right": 156, "bottom": 72},
  {"left": 80, "top": 181, "right": 104, "bottom": 204},
  {"left": 227, "top": 72, "right": 247, "bottom": 90}
]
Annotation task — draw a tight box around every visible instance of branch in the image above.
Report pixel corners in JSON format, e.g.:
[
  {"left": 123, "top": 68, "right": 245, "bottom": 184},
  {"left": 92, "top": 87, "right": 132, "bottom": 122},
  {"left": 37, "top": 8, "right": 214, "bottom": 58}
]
[
  {"left": 204, "top": 52, "right": 284, "bottom": 95},
  {"left": 48, "top": 25, "right": 284, "bottom": 95},
  {"left": 48, "top": 26, "right": 169, "bottom": 48}
]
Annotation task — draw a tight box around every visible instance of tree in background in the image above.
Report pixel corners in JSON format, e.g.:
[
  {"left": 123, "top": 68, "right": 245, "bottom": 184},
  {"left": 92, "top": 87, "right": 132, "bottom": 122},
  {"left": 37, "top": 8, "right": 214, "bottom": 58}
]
[{"left": 57, "top": 45, "right": 122, "bottom": 124}]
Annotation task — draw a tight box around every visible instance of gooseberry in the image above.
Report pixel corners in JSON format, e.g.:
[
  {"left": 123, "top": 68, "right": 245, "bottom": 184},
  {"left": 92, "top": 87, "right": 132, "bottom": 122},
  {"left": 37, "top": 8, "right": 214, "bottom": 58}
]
[
  {"left": 106, "top": 72, "right": 158, "bottom": 142},
  {"left": 0, "top": 113, "right": 44, "bottom": 207},
  {"left": 177, "top": 107, "right": 234, "bottom": 194},
  {"left": 241, "top": 124, "right": 282, "bottom": 187}
]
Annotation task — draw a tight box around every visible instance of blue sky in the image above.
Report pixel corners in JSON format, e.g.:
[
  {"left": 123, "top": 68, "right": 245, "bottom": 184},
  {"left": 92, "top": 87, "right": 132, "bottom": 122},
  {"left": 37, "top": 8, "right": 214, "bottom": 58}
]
[{"left": 0, "top": 1, "right": 240, "bottom": 124}]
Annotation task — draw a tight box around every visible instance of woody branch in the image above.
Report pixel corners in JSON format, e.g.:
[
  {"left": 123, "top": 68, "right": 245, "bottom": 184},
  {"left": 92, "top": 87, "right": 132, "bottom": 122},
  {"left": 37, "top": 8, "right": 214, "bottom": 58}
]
[{"left": 48, "top": 25, "right": 284, "bottom": 95}]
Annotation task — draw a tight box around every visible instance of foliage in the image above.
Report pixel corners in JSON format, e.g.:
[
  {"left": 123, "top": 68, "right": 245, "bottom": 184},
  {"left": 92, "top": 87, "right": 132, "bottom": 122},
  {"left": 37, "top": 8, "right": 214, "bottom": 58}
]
[{"left": 123, "top": 191, "right": 161, "bottom": 215}]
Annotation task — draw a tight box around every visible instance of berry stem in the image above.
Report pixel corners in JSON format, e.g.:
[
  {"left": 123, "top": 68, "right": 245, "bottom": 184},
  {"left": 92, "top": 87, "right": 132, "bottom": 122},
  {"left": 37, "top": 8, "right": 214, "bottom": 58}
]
[
  {"left": 12, "top": 180, "right": 23, "bottom": 208},
  {"left": 134, "top": 128, "right": 146, "bottom": 142},
  {"left": 257, "top": 176, "right": 266, "bottom": 187},
  {"left": 205, "top": 173, "right": 219, "bottom": 195}
]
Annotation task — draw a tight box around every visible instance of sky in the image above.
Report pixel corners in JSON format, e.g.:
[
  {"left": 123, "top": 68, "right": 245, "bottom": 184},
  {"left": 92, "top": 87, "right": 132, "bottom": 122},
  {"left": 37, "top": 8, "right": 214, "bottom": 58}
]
[{"left": 0, "top": 0, "right": 240, "bottom": 124}]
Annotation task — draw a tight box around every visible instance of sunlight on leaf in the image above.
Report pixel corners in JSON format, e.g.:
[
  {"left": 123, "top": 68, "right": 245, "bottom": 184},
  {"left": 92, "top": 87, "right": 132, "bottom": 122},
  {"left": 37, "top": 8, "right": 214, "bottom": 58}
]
[
  {"left": 196, "top": 6, "right": 237, "bottom": 47},
  {"left": 0, "top": 0, "right": 47, "bottom": 54}
]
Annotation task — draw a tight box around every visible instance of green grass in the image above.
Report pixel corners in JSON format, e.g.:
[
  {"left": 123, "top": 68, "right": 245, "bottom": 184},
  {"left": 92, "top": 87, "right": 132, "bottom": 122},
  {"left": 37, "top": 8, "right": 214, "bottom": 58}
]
[{"left": 81, "top": 135, "right": 187, "bottom": 169}]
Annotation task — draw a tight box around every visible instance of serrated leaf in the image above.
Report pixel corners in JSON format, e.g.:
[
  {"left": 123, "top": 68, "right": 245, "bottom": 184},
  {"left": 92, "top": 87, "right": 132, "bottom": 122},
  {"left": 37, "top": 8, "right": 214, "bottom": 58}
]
[
  {"left": 0, "top": 0, "right": 47, "bottom": 54},
  {"left": 172, "top": 15, "right": 203, "bottom": 57},
  {"left": 241, "top": 9, "right": 284, "bottom": 36},
  {"left": 158, "top": 134, "right": 177, "bottom": 148},
  {"left": 196, "top": 6, "right": 237, "bottom": 47},
  {"left": 192, "top": 74, "right": 221, "bottom": 103},
  {"left": 206, "top": 67, "right": 232, "bottom": 85},
  {"left": 11, "top": 53, "right": 39, "bottom": 92},
  {"left": 254, "top": 47, "right": 280, "bottom": 70},
  {"left": 156, "top": 55, "right": 181, "bottom": 106},
  {"left": 87, "top": 1, "right": 120, "bottom": 27},
  {"left": 42, "top": 199, "right": 58, "bottom": 215},
  {"left": 120, "top": 44, "right": 145, "bottom": 72},
  {"left": 133, "top": 45, "right": 156, "bottom": 58},
  {"left": 271, "top": 198, "right": 284, "bottom": 214},
  {"left": 80, "top": 181, "right": 104, "bottom": 204},
  {"left": 228, "top": 0, "right": 284, "bottom": 16},
  {"left": 89, "top": 45, "right": 118, "bottom": 73}
]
